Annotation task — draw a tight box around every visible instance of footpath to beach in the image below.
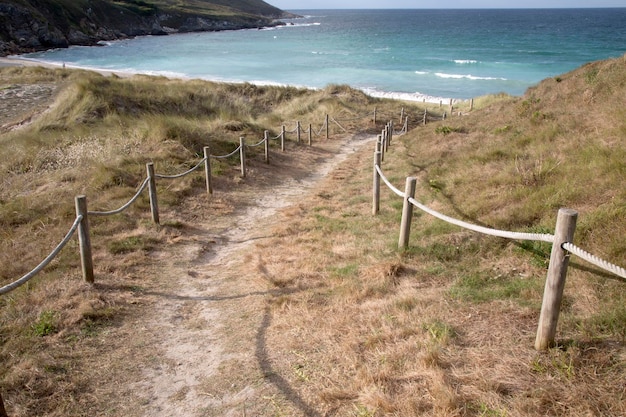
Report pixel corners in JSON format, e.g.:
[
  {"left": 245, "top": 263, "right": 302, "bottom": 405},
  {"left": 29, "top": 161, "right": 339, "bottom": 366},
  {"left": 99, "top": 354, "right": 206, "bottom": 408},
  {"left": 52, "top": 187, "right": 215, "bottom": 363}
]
[{"left": 122, "top": 133, "right": 374, "bottom": 416}]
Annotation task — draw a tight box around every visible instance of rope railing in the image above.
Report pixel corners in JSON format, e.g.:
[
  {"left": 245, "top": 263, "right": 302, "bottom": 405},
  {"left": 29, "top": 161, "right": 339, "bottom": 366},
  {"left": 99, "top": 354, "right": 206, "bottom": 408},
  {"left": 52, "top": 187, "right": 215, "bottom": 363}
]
[
  {"left": 376, "top": 165, "right": 555, "bottom": 243},
  {"left": 88, "top": 177, "right": 150, "bottom": 217},
  {"left": 330, "top": 116, "right": 347, "bottom": 132},
  {"left": 563, "top": 242, "right": 626, "bottom": 279},
  {"left": 211, "top": 145, "right": 242, "bottom": 159},
  {"left": 0, "top": 215, "right": 83, "bottom": 295},
  {"left": 407, "top": 195, "right": 555, "bottom": 243},
  {"left": 375, "top": 165, "right": 404, "bottom": 197},
  {"left": 2, "top": 108, "right": 413, "bottom": 296},
  {"left": 372, "top": 132, "right": 625, "bottom": 351},
  {"left": 333, "top": 110, "right": 376, "bottom": 123},
  {"left": 247, "top": 137, "right": 267, "bottom": 148},
  {"left": 155, "top": 157, "right": 208, "bottom": 180}
]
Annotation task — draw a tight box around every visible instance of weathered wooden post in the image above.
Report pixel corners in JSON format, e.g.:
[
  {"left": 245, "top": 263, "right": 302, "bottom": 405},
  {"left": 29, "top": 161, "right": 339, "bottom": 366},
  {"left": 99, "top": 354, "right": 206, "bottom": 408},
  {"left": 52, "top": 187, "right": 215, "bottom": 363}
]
[
  {"left": 264, "top": 131, "right": 270, "bottom": 164},
  {"left": 449, "top": 98, "right": 453, "bottom": 114},
  {"left": 325, "top": 114, "right": 329, "bottom": 139},
  {"left": 400, "top": 107, "right": 405, "bottom": 124},
  {"left": 146, "top": 162, "right": 159, "bottom": 224},
  {"left": 239, "top": 137, "right": 246, "bottom": 178},
  {"left": 388, "top": 121, "right": 393, "bottom": 147},
  {"left": 373, "top": 107, "right": 377, "bottom": 125},
  {"left": 404, "top": 116, "right": 409, "bottom": 133},
  {"left": 423, "top": 110, "right": 427, "bottom": 126},
  {"left": 281, "top": 125, "right": 286, "bottom": 152},
  {"left": 398, "top": 177, "right": 417, "bottom": 249},
  {"left": 204, "top": 146, "right": 213, "bottom": 195},
  {"left": 75, "top": 195, "right": 94, "bottom": 284},
  {"left": 308, "top": 124, "right": 312, "bottom": 146},
  {"left": 296, "top": 121, "right": 301, "bottom": 143},
  {"left": 379, "top": 131, "right": 385, "bottom": 162},
  {"left": 535, "top": 208, "right": 578, "bottom": 350},
  {"left": 470, "top": 98, "right": 474, "bottom": 111},
  {"left": 372, "top": 150, "right": 382, "bottom": 215}
]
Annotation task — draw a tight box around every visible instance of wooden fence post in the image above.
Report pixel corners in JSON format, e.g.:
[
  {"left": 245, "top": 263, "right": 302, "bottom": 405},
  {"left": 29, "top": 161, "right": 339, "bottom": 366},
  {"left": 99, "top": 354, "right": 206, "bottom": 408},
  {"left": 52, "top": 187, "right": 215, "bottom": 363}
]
[
  {"left": 296, "top": 121, "right": 301, "bottom": 143},
  {"left": 379, "top": 132, "right": 385, "bottom": 162},
  {"left": 535, "top": 208, "right": 578, "bottom": 350},
  {"left": 470, "top": 98, "right": 474, "bottom": 111},
  {"left": 398, "top": 177, "right": 417, "bottom": 249},
  {"left": 404, "top": 116, "right": 409, "bottom": 132},
  {"left": 373, "top": 107, "right": 377, "bottom": 125},
  {"left": 400, "top": 107, "right": 405, "bottom": 125},
  {"left": 372, "top": 150, "right": 382, "bottom": 215},
  {"left": 308, "top": 124, "right": 312, "bottom": 146},
  {"left": 75, "top": 195, "right": 94, "bottom": 284},
  {"left": 239, "top": 137, "right": 246, "bottom": 178},
  {"left": 281, "top": 125, "right": 286, "bottom": 152},
  {"left": 204, "top": 146, "right": 213, "bottom": 195},
  {"left": 423, "top": 110, "right": 427, "bottom": 126},
  {"left": 388, "top": 121, "right": 393, "bottom": 148},
  {"left": 325, "top": 114, "right": 329, "bottom": 139},
  {"left": 264, "top": 131, "right": 270, "bottom": 164},
  {"left": 146, "top": 163, "right": 159, "bottom": 224}
]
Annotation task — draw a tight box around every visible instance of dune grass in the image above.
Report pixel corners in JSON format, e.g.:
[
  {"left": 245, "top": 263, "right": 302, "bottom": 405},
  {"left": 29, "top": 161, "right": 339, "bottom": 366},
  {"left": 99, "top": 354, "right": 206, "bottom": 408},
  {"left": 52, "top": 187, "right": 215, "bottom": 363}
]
[{"left": 1, "top": 54, "right": 625, "bottom": 416}]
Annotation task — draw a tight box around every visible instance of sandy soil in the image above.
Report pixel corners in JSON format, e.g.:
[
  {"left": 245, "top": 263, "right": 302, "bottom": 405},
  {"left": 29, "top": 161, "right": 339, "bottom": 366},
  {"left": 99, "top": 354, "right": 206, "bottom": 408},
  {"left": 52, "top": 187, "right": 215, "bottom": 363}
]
[{"left": 121, "top": 135, "right": 372, "bottom": 416}]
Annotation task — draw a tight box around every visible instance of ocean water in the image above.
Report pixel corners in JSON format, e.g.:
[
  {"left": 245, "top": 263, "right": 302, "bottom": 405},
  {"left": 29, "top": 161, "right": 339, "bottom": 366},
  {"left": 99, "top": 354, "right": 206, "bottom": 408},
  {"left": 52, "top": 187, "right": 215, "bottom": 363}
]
[{"left": 17, "top": 9, "right": 626, "bottom": 102}]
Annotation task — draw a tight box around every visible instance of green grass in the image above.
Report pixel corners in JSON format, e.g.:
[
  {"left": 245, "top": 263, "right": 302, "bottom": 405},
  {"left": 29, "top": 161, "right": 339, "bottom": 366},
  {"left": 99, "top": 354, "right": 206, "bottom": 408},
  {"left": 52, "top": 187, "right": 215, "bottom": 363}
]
[{"left": 449, "top": 272, "right": 543, "bottom": 306}]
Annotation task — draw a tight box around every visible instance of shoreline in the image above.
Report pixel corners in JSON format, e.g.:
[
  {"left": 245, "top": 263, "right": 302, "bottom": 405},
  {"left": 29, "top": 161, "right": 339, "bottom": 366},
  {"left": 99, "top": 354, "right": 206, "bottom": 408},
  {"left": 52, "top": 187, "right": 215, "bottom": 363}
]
[{"left": 0, "top": 56, "right": 463, "bottom": 104}]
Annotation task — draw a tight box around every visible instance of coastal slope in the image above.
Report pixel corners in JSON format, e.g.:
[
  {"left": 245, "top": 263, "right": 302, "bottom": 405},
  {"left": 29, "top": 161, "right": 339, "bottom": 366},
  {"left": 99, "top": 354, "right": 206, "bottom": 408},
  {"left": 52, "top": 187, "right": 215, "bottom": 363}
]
[{"left": 0, "top": 0, "right": 294, "bottom": 56}]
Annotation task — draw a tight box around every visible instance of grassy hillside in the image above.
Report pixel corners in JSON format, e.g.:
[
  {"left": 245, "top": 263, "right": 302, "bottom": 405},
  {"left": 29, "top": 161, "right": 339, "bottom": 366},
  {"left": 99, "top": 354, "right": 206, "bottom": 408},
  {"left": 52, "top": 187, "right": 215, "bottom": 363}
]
[{"left": 0, "top": 54, "right": 624, "bottom": 415}]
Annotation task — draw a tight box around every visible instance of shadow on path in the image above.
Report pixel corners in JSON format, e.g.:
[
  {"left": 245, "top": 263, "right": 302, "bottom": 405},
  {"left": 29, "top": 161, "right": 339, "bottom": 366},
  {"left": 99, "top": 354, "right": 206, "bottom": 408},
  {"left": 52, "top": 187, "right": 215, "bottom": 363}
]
[{"left": 255, "top": 306, "right": 322, "bottom": 417}]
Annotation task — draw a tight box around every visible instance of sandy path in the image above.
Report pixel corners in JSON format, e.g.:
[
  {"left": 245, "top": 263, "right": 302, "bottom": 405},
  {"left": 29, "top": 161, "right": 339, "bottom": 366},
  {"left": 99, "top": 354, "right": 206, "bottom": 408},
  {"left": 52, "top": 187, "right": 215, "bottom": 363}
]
[{"left": 131, "top": 134, "right": 374, "bottom": 416}]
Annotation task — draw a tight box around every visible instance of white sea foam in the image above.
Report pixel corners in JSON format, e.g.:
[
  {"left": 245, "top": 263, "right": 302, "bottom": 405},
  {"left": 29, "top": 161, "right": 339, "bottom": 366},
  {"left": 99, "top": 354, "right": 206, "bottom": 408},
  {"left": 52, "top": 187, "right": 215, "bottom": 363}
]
[
  {"left": 435, "top": 72, "right": 507, "bottom": 81},
  {"left": 454, "top": 59, "right": 478, "bottom": 64},
  {"left": 361, "top": 87, "right": 458, "bottom": 104}
]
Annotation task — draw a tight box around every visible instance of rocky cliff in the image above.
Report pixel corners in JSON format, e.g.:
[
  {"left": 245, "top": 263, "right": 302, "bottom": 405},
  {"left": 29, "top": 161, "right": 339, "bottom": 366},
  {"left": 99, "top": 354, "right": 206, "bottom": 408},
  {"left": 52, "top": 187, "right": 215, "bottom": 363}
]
[{"left": 0, "top": 0, "right": 295, "bottom": 56}]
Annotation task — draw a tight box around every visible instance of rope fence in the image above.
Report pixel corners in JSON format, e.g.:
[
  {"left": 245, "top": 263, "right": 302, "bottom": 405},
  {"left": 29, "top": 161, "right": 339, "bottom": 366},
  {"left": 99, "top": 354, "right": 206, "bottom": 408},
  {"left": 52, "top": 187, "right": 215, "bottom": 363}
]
[
  {"left": 0, "top": 215, "right": 83, "bottom": 295},
  {"left": 87, "top": 178, "right": 150, "bottom": 217},
  {"left": 154, "top": 157, "right": 208, "bottom": 179},
  {"left": 2, "top": 106, "right": 425, "bottom": 298},
  {"left": 372, "top": 134, "right": 626, "bottom": 351}
]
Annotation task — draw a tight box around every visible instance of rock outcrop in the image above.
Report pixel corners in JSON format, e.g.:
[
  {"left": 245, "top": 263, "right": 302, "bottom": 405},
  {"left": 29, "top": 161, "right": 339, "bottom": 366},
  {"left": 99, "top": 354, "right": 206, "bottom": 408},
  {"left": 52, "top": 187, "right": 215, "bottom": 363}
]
[{"left": 0, "top": 0, "right": 294, "bottom": 56}]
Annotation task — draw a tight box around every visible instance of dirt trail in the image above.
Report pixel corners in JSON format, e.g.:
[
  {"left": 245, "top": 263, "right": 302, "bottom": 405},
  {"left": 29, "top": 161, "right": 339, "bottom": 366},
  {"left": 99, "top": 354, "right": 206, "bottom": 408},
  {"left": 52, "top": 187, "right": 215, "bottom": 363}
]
[{"left": 131, "top": 135, "right": 375, "bottom": 416}]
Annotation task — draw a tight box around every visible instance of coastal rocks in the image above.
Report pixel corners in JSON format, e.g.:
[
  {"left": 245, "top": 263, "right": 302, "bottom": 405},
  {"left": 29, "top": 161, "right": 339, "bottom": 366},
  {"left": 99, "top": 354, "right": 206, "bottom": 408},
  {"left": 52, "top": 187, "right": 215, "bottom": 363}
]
[
  {"left": 0, "top": 3, "right": 68, "bottom": 51},
  {"left": 0, "top": 0, "right": 288, "bottom": 57}
]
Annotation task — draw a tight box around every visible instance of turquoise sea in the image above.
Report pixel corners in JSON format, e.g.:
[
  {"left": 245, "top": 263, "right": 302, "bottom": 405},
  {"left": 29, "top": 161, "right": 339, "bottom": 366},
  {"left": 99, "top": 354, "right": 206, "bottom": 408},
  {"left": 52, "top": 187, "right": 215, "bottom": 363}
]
[{"left": 17, "top": 9, "right": 626, "bottom": 102}]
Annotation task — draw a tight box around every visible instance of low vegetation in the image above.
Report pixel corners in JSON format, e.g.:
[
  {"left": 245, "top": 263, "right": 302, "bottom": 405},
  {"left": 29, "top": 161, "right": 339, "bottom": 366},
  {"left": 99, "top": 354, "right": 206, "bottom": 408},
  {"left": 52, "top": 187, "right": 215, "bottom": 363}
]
[{"left": 1, "top": 53, "right": 625, "bottom": 416}]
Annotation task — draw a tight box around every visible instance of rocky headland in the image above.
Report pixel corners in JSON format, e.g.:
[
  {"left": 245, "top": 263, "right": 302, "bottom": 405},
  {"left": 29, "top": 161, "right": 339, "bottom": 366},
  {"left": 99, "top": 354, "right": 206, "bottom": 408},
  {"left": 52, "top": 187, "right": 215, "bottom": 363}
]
[{"left": 0, "top": 0, "right": 296, "bottom": 56}]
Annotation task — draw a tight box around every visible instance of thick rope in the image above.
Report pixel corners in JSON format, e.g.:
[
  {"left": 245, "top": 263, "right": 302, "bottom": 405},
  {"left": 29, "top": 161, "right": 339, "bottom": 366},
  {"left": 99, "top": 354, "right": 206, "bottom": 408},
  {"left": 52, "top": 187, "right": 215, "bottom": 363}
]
[
  {"left": 0, "top": 215, "right": 83, "bottom": 295},
  {"left": 155, "top": 157, "right": 208, "bottom": 179},
  {"left": 211, "top": 145, "right": 242, "bottom": 160},
  {"left": 88, "top": 178, "right": 150, "bottom": 217},
  {"left": 333, "top": 110, "right": 375, "bottom": 123},
  {"left": 375, "top": 166, "right": 554, "bottom": 243},
  {"left": 247, "top": 138, "right": 266, "bottom": 148},
  {"left": 375, "top": 165, "right": 405, "bottom": 197},
  {"left": 407, "top": 196, "right": 555, "bottom": 242},
  {"left": 563, "top": 242, "right": 626, "bottom": 279},
  {"left": 330, "top": 117, "right": 347, "bottom": 132}
]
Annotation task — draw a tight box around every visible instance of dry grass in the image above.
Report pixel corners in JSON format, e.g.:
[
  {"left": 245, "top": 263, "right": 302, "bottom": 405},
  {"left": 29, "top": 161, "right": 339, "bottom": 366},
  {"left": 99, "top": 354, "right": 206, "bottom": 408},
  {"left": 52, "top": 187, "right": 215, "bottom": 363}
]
[
  {"left": 250, "top": 55, "right": 625, "bottom": 416},
  {"left": 1, "top": 54, "right": 625, "bottom": 416}
]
